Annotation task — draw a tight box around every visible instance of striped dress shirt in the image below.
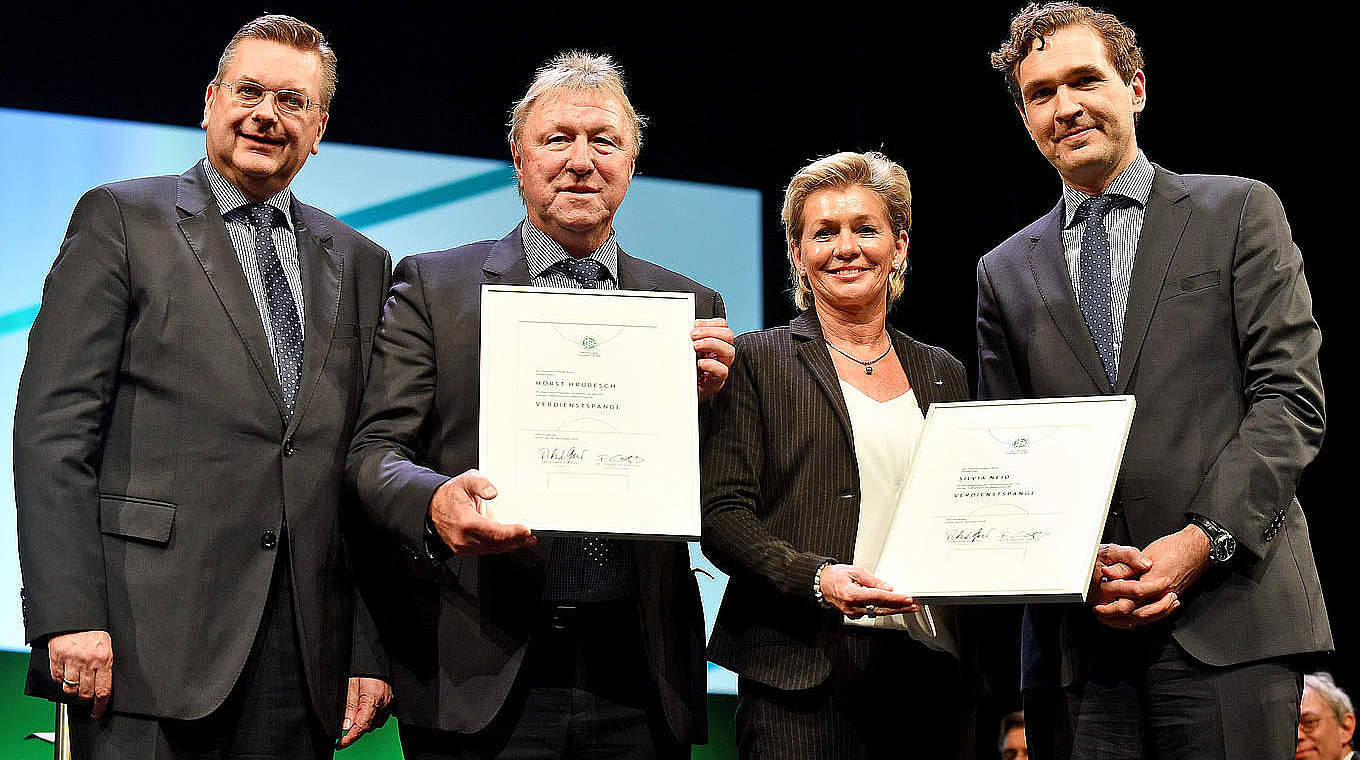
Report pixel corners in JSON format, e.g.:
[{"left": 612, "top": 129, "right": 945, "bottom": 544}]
[
  {"left": 1060, "top": 151, "right": 1154, "bottom": 365},
  {"left": 203, "top": 159, "right": 306, "bottom": 378},
  {"left": 521, "top": 218, "right": 620, "bottom": 289}
]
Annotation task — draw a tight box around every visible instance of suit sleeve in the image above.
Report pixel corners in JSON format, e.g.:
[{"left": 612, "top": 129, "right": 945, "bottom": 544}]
[
  {"left": 700, "top": 344, "right": 833, "bottom": 602},
  {"left": 13, "top": 187, "right": 130, "bottom": 643},
  {"left": 976, "top": 255, "right": 1023, "bottom": 401},
  {"left": 346, "top": 255, "right": 452, "bottom": 554},
  {"left": 1187, "top": 182, "right": 1325, "bottom": 559},
  {"left": 347, "top": 247, "right": 393, "bottom": 680}
]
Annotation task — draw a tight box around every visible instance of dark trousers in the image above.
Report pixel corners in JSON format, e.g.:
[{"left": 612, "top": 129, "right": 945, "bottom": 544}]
[
  {"left": 734, "top": 629, "right": 973, "bottom": 760},
  {"left": 399, "top": 598, "right": 685, "bottom": 760},
  {"left": 69, "top": 550, "right": 329, "bottom": 760},
  {"left": 1025, "top": 628, "right": 1303, "bottom": 760}
]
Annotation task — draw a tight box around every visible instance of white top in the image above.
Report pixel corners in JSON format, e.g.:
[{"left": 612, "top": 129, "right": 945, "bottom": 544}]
[
  {"left": 838, "top": 381, "right": 942, "bottom": 642},
  {"left": 836, "top": 382, "right": 955, "bottom": 654},
  {"left": 841, "top": 382, "right": 922, "bottom": 576}
]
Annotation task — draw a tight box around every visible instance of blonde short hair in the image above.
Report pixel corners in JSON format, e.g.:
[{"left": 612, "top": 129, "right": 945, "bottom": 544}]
[
  {"left": 506, "top": 51, "right": 645, "bottom": 157},
  {"left": 214, "top": 15, "right": 337, "bottom": 109},
  {"left": 782, "top": 151, "right": 912, "bottom": 311}
]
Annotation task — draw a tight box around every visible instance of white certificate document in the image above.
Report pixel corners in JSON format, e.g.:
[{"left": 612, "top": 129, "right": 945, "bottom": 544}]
[
  {"left": 872, "top": 396, "right": 1135, "bottom": 604},
  {"left": 479, "top": 285, "right": 699, "bottom": 539}
]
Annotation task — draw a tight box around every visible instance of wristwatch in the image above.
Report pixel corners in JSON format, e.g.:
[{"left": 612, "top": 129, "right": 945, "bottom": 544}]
[{"left": 1189, "top": 514, "right": 1236, "bottom": 563}]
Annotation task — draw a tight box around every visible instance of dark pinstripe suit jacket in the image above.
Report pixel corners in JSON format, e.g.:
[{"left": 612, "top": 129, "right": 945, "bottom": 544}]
[{"left": 701, "top": 309, "right": 969, "bottom": 691}]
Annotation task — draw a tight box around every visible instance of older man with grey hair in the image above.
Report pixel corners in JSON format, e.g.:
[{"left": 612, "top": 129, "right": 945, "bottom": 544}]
[
  {"left": 347, "top": 50, "right": 734, "bottom": 759},
  {"left": 1300, "top": 673, "right": 1356, "bottom": 760}
]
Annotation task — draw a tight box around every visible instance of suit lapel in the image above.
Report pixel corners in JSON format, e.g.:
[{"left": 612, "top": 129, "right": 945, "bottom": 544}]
[
  {"left": 791, "top": 310, "right": 855, "bottom": 452},
  {"left": 890, "top": 329, "right": 941, "bottom": 411},
  {"left": 288, "top": 202, "right": 343, "bottom": 434},
  {"left": 1027, "top": 203, "right": 1111, "bottom": 392},
  {"left": 175, "top": 164, "right": 288, "bottom": 420},
  {"left": 616, "top": 249, "right": 660, "bottom": 291},
  {"left": 1114, "top": 168, "right": 1191, "bottom": 393},
  {"left": 482, "top": 225, "right": 532, "bottom": 286}
]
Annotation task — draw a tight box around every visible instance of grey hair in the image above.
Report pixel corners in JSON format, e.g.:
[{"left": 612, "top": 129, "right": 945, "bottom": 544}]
[
  {"left": 1305, "top": 672, "right": 1356, "bottom": 727},
  {"left": 506, "top": 51, "right": 645, "bottom": 156},
  {"left": 214, "top": 15, "right": 337, "bottom": 109}
]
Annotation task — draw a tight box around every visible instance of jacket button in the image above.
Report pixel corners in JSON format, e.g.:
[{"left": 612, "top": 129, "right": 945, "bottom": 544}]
[
  {"left": 839, "top": 492, "right": 855, "bottom": 500},
  {"left": 283, "top": 439, "right": 296, "bottom": 457},
  {"left": 261, "top": 530, "right": 278, "bottom": 550}
]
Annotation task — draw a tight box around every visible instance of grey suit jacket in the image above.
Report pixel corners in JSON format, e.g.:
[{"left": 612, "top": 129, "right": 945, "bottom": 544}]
[
  {"left": 701, "top": 309, "right": 969, "bottom": 692},
  {"left": 346, "top": 225, "right": 720, "bottom": 742},
  {"left": 976, "top": 166, "right": 1331, "bottom": 689},
  {"left": 13, "top": 162, "right": 392, "bottom": 731}
]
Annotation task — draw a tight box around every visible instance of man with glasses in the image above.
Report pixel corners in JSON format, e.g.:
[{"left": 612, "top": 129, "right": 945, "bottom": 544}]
[
  {"left": 14, "top": 14, "right": 391, "bottom": 758},
  {"left": 1300, "top": 673, "right": 1356, "bottom": 760}
]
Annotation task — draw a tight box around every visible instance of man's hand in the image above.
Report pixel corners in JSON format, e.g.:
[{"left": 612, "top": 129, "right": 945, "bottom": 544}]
[
  {"left": 429, "top": 470, "right": 536, "bottom": 556},
  {"left": 1129, "top": 523, "right": 1212, "bottom": 606},
  {"left": 818, "top": 564, "right": 919, "bottom": 619},
  {"left": 337, "top": 676, "right": 392, "bottom": 749},
  {"left": 1089, "top": 543, "right": 1178, "bottom": 629},
  {"left": 48, "top": 630, "right": 112, "bottom": 718},
  {"left": 693, "top": 318, "right": 735, "bottom": 402}
]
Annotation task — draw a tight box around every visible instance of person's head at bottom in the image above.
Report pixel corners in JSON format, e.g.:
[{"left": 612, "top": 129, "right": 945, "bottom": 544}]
[{"left": 1299, "top": 673, "right": 1355, "bottom": 760}]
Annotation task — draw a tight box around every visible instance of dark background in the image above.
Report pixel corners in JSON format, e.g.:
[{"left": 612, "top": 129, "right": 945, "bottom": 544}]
[{"left": 4, "top": 0, "right": 1354, "bottom": 749}]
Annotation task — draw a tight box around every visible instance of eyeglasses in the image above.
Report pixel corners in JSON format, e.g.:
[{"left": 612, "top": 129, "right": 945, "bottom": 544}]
[
  {"left": 214, "top": 80, "right": 320, "bottom": 116},
  {"left": 1299, "top": 714, "right": 1333, "bottom": 734}
]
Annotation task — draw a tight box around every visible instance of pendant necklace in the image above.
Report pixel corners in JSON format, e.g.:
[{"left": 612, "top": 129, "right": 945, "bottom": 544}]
[{"left": 825, "top": 339, "right": 892, "bottom": 375}]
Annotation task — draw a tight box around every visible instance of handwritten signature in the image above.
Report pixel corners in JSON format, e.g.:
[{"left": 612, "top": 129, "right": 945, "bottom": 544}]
[
  {"left": 537, "top": 447, "right": 646, "bottom": 467},
  {"left": 944, "top": 526, "right": 1050, "bottom": 544}
]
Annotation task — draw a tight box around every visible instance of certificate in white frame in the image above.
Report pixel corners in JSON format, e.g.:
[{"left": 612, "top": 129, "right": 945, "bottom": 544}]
[
  {"left": 872, "top": 395, "right": 1136, "bottom": 604},
  {"left": 479, "top": 285, "right": 700, "bottom": 540}
]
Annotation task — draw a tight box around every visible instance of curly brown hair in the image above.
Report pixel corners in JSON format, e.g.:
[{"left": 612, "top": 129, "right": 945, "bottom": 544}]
[{"left": 990, "top": 2, "right": 1143, "bottom": 104}]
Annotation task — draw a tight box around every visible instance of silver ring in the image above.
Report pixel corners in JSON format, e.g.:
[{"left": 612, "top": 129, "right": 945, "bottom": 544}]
[
  {"left": 865, "top": 604, "right": 876, "bottom": 619},
  {"left": 61, "top": 678, "right": 78, "bottom": 687}
]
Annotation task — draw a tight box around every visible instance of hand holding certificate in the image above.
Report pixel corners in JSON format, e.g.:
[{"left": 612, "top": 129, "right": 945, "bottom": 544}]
[
  {"left": 479, "top": 285, "right": 703, "bottom": 539},
  {"left": 871, "top": 396, "right": 1136, "bottom": 604}
]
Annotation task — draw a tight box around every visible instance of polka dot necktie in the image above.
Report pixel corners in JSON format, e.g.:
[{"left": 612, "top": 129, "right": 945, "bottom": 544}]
[
  {"left": 1075, "top": 195, "right": 1120, "bottom": 389},
  {"left": 542, "top": 256, "right": 632, "bottom": 601},
  {"left": 554, "top": 257, "right": 608, "bottom": 289},
  {"left": 246, "top": 204, "right": 303, "bottom": 421}
]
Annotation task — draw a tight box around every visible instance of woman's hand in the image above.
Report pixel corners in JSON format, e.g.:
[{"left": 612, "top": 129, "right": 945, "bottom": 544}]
[{"left": 818, "top": 564, "right": 919, "bottom": 618}]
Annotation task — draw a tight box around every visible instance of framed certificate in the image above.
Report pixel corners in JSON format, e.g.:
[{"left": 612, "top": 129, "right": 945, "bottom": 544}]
[
  {"left": 478, "top": 285, "right": 699, "bottom": 539},
  {"left": 872, "top": 395, "right": 1136, "bottom": 604}
]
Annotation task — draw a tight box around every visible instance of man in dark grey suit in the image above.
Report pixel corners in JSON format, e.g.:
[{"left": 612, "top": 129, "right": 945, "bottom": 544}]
[
  {"left": 977, "top": 3, "right": 1330, "bottom": 758},
  {"left": 347, "top": 52, "right": 735, "bottom": 759},
  {"left": 14, "top": 15, "right": 391, "bottom": 758}
]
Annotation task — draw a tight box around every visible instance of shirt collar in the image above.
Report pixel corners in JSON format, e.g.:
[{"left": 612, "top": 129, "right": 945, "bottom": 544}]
[
  {"left": 1062, "top": 151, "right": 1154, "bottom": 229},
  {"left": 202, "top": 158, "right": 295, "bottom": 230},
  {"left": 521, "top": 219, "right": 620, "bottom": 283}
]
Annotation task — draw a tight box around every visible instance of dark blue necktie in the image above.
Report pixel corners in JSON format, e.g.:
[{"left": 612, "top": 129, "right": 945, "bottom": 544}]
[
  {"left": 542, "top": 255, "right": 633, "bottom": 601},
  {"left": 1075, "top": 195, "right": 1120, "bottom": 389},
  {"left": 246, "top": 204, "right": 303, "bottom": 420},
  {"left": 555, "top": 257, "right": 608, "bottom": 289}
]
